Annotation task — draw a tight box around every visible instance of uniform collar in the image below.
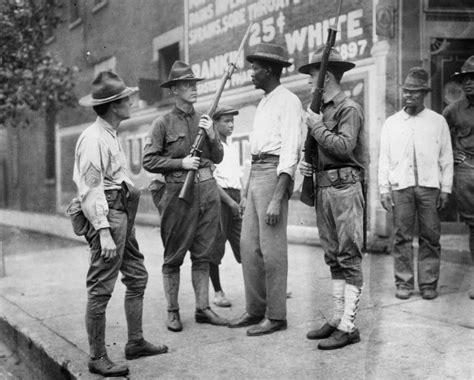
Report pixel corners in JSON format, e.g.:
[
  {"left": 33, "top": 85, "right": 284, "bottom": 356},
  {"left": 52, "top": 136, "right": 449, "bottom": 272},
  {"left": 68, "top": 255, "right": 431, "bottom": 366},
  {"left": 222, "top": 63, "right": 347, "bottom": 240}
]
[
  {"left": 323, "top": 91, "right": 346, "bottom": 107},
  {"left": 96, "top": 116, "right": 118, "bottom": 137},
  {"left": 174, "top": 105, "right": 195, "bottom": 119}
]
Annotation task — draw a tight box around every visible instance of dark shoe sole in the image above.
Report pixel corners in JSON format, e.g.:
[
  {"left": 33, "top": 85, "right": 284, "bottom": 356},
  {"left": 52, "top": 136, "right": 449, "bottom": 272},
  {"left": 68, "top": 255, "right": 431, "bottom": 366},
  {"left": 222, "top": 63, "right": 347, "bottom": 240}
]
[
  {"left": 125, "top": 346, "right": 168, "bottom": 360},
  {"left": 167, "top": 324, "right": 183, "bottom": 332},
  {"left": 228, "top": 317, "right": 263, "bottom": 328},
  {"left": 318, "top": 336, "right": 361, "bottom": 350},
  {"left": 246, "top": 324, "right": 287, "bottom": 337},
  {"left": 89, "top": 367, "right": 129, "bottom": 377},
  {"left": 195, "top": 316, "right": 229, "bottom": 326}
]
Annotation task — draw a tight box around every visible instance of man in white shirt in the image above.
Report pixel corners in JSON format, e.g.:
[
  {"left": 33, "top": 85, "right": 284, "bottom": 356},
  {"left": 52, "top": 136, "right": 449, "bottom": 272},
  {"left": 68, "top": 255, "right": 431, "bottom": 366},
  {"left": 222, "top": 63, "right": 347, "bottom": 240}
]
[
  {"left": 210, "top": 106, "right": 242, "bottom": 308},
  {"left": 228, "top": 43, "right": 304, "bottom": 336},
  {"left": 378, "top": 67, "right": 453, "bottom": 300}
]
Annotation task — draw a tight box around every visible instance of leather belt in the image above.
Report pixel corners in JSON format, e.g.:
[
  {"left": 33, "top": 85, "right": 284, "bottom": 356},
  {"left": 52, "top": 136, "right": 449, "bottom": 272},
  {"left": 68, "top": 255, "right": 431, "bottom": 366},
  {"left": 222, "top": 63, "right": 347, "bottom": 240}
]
[
  {"left": 165, "top": 166, "right": 214, "bottom": 183},
  {"left": 251, "top": 152, "right": 279, "bottom": 162},
  {"left": 316, "top": 167, "right": 361, "bottom": 188}
]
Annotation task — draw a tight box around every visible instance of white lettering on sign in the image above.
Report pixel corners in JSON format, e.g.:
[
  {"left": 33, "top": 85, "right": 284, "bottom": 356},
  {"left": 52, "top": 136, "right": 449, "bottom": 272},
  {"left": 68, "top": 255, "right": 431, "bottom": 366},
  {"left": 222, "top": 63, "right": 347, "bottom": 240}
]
[
  {"left": 247, "top": 0, "right": 291, "bottom": 21},
  {"left": 347, "top": 9, "right": 363, "bottom": 38},
  {"left": 192, "top": 50, "right": 245, "bottom": 80},
  {"left": 215, "top": 0, "right": 247, "bottom": 16},
  {"left": 189, "top": 3, "right": 214, "bottom": 27},
  {"left": 285, "top": 10, "right": 364, "bottom": 54},
  {"left": 189, "top": 0, "right": 206, "bottom": 10}
]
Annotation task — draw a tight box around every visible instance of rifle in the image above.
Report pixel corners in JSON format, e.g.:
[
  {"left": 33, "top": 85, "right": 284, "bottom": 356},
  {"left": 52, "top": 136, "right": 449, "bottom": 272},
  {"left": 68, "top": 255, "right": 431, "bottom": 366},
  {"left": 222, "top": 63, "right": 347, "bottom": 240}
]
[
  {"left": 300, "top": 0, "right": 343, "bottom": 206},
  {"left": 179, "top": 24, "right": 252, "bottom": 203}
]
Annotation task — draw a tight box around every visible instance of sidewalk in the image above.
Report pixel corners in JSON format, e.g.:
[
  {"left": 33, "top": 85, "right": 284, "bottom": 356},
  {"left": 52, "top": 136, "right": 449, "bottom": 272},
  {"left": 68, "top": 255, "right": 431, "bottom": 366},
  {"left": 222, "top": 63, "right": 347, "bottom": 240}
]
[{"left": 0, "top": 211, "right": 473, "bottom": 379}]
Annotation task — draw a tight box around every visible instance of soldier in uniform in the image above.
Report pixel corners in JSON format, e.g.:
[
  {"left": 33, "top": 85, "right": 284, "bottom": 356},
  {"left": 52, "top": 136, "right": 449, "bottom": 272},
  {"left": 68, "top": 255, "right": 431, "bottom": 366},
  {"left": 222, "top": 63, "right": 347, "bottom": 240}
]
[
  {"left": 142, "top": 61, "right": 228, "bottom": 332},
  {"left": 443, "top": 56, "right": 474, "bottom": 299},
  {"left": 299, "top": 49, "right": 368, "bottom": 350},
  {"left": 72, "top": 71, "right": 168, "bottom": 377}
]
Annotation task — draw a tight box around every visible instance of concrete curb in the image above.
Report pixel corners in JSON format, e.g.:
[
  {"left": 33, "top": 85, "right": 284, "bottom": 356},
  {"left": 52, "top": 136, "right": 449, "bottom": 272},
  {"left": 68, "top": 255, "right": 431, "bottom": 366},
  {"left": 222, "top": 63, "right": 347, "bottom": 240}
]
[
  {"left": 0, "top": 297, "right": 94, "bottom": 380},
  {"left": 0, "top": 209, "right": 321, "bottom": 246}
]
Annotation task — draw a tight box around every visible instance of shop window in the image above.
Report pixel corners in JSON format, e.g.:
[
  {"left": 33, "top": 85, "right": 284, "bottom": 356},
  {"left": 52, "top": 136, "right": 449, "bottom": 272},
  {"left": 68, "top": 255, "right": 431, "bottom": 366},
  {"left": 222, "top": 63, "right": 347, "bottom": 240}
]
[
  {"left": 158, "top": 43, "right": 180, "bottom": 82},
  {"left": 69, "top": 0, "right": 82, "bottom": 29},
  {"left": 427, "top": 0, "right": 474, "bottom": 9}
]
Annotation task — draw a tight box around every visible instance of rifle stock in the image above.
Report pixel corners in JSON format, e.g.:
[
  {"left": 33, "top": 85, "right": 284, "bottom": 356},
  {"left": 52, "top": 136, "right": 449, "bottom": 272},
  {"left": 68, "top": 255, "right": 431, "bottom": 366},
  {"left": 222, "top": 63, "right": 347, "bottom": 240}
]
[
  {"left": 300, "top": 0, "right": 343, "bottom": 206},
  {"left": 179, "top": 24, "right": 252, "bottom": 203}
]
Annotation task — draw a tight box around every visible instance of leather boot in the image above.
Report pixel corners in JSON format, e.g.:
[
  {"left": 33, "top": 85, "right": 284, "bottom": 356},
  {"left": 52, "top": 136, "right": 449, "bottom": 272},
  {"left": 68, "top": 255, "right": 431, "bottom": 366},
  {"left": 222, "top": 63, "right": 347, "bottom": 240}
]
[
  {"left": 85, "top": 302, "right": 107, "bottom": 359},
  {"left": 163, "top": 272, "right": 182, "bottom": 332},
  {"left": 88, "top": 355, "right": 129, "bottom": 377},
  {"left": 124, "top": 295, "right": 144, "bottom": 343},
  {"left": 192, "top": 265, "right": 229, "bottom": 326}
]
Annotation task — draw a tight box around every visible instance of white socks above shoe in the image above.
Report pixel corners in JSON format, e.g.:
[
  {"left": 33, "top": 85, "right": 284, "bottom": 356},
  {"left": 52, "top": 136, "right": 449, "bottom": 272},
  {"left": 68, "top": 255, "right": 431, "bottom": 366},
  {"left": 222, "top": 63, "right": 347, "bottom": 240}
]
[
  {"left": 338, "top": 284, "right": 362, "bottom": 333},
  {"left": 329, "top": 279, "right": 346, "bottom": 327}
]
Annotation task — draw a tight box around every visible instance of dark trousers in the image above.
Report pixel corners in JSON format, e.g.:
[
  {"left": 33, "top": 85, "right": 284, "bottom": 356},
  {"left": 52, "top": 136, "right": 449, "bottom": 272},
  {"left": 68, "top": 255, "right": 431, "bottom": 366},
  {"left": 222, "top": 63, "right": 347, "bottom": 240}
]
[
  {"left": 158, "top": 179, "right": 221, "bottom": 274},
  {"left": 316, "top": 182, "right": 364, "bottom": 287},
  {"left": 211, "top": 188, "right": 242, "bottom": 265},
  {"left": 392, "top": 186, "right": 441, "bottom": 290}
]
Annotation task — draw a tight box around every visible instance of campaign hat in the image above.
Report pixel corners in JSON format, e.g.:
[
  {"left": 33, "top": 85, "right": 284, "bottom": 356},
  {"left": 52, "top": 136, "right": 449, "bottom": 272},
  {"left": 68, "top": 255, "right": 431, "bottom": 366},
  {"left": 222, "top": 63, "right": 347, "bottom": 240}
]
[
  {"left": 160, "top": 61, "right": 204, "bottom": 88},
  {"left": 401, "top": 67, "right": 431, "bottom": 92},
  {"left": 79, "top": 71, "right": 138, "bottom": 106},
  {"left": 298, "top": 47, "right": 355, "bottom": 75},
  {"left": 246, "top": 43, "right": 292, "bottom": 67},
  {"left": 452, "top": 56, "right": 474, "bottom": 81},
  {"left": 213, "top": 106, "right": 239, "bottom": 120}
]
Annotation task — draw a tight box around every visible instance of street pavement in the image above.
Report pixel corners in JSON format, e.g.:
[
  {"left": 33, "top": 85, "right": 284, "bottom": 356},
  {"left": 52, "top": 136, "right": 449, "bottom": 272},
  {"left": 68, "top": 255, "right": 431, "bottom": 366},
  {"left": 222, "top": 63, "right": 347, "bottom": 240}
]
[{"left": 0, "top": 222, "right": 474, "bottom": 379}]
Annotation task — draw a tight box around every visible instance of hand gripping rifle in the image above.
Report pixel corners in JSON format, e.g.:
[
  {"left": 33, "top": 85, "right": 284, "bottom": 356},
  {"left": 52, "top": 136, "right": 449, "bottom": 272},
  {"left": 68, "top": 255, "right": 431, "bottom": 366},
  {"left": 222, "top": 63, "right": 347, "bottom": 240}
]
[
  {"left": 178, "top": 24, "right": 252, "bottom": 203},
  {"left": 300, "top": 0, "right": 343, "bottom": 207}
]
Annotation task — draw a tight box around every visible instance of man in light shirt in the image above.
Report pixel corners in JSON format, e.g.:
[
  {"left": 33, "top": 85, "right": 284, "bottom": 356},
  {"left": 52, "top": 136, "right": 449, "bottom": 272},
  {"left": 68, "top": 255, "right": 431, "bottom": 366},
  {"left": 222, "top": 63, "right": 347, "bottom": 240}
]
[
  {"left": 378, "top": 67, "right": 453, "bottom": 301},
  {"left": 228, "top": 43, "right": 304, "bottom": 336},
  {"left": 210, "top": 106, "right": 243, "bottom": 308},
  {"left": 72, "top": 72, "right": 167, "bottom": 377}
]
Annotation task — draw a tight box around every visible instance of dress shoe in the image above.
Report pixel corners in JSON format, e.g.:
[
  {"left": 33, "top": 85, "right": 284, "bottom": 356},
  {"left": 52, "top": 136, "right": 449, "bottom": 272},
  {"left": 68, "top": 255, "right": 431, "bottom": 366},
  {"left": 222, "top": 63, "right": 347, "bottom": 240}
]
[
  {"left": 306, "top": 323, "right": 337, "bottom": 340},
  {"left": 228, "top": 312, "right": 263, "bottom": 328},
  {"left": 214, "top": 290, "right": 232, "bottom": 308},
  {"left": 167, "top": 311, "right": 183, "bottom": 332},
  {"left": 318, "top": 329, "right": 360, "bottom": 350},
  {"left": 395, "top": 288, "right": 411, "bottom": 300},
  {"left": 469, "top": 288, "right": 474, "bottom": 300},
  {"left": 125, "top": 339, "right": 168, "bottom": 360},
  {"left": 246, "top": 318, "right": 287, "bottom": 336},
  {"left": 195, "top": 307, "right": 229, "bottom": 326},
  {"left": 421, "top": 289, "right": 438, "bottom": 300},
  {"left": 88, "top": 355, "right": 129, "bottom": 377}
]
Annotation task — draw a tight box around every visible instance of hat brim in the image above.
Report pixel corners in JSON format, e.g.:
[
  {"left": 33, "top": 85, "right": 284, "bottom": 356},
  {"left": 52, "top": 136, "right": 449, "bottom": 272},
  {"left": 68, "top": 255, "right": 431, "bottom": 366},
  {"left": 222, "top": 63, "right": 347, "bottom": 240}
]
[
  {"left": 298, "top": 61, "right": 355, "bottom": 75},
  {"left": 401, "top": 85, "right": 432, "bottom": 92},
  {"left": 451, "top": 71, "right": 474, "bottom": 81},
  {"left": 79, "top": 86, "right": 138, "bottom": 106},
  {"left": 160, "top": 77, "right": 204, "bottom": 88},
  {"left": 213, "top": 110, "right": 239, "bottom": 120},
  {"left": 246, "top": 54, "right": 292, "bottom": 67}
]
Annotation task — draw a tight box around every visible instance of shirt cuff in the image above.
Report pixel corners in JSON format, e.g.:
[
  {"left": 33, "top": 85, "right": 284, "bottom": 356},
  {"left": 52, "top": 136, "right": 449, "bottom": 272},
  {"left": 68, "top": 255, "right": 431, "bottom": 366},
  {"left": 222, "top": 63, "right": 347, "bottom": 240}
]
[
  {"left": 441, "top": 185, "right": 452, "bottom": 194},
  {"left": 92, "top": 218, "right": 110, "bottom": 231}
]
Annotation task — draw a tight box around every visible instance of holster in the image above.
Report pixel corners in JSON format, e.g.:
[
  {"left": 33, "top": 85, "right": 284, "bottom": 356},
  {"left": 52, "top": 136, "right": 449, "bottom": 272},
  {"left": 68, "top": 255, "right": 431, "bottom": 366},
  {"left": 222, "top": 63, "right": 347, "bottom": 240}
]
[{"left": 66, "top": 198, "right": 89, "bottom": 236}]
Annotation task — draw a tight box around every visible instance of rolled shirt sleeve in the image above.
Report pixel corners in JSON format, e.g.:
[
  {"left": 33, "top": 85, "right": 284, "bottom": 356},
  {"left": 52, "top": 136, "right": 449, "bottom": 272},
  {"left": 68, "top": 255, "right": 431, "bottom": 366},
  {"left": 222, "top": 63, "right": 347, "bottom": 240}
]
[
  {"left": 74, "top": 136, "right": 110, "bottom": 230},
  {"left": 277, "top": 96, "right": 305, "bottom": 178}
]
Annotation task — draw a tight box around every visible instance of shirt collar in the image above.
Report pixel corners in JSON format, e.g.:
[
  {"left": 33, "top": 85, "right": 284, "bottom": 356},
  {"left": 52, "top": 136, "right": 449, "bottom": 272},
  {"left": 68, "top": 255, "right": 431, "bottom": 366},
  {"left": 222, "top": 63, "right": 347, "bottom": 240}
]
[
  {"left": 174, "top": 105, "right": 195, "bottom": 119},
  {"left": 460, "top": 97, "right": 474, "bottom": 109},
  {"left": 96, "top": 117, "right": 118, "bottom": 137},
  {"left": 323, "top": 91, "right": 346, "bottom": 107},
  {"left": 401, "top": 107, "right": 426, "bottom": 120},
  {"left": 263, "top": 84, "right": 283, "bottom": 99}
]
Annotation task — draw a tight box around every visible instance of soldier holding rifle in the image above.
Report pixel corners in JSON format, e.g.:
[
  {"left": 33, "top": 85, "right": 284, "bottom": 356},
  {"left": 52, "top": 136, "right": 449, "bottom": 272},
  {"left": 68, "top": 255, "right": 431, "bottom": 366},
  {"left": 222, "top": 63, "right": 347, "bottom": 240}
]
[
  {"left": 142, "top": 61, "right": 228, "bottom": 332},
  {"left": 299, "top": 48, "right": 368, "bottom": 350}
]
